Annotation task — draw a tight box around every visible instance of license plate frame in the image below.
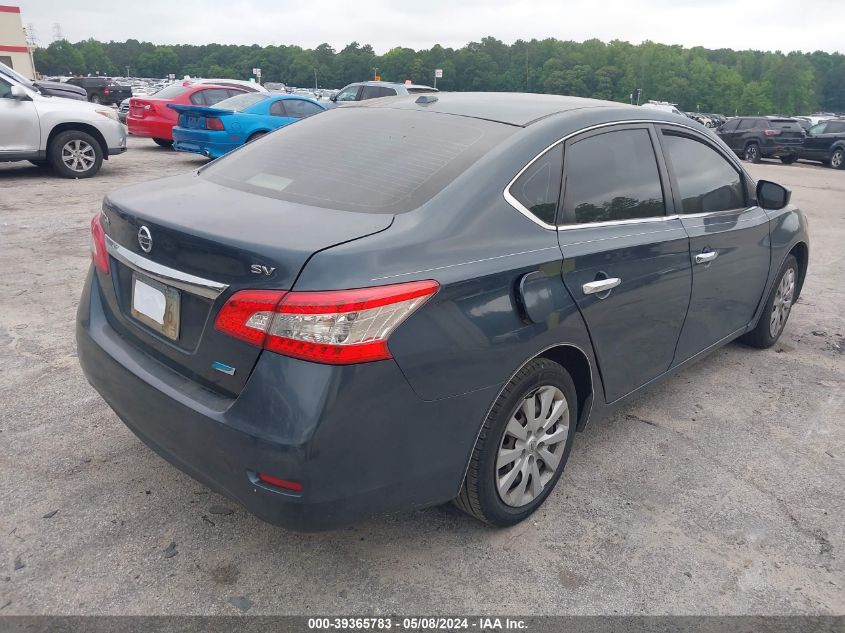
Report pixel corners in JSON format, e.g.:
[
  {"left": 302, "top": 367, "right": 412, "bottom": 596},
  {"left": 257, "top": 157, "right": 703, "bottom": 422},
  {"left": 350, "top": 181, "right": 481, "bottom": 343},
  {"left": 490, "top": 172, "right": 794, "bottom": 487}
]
[{"left": 130, "top": 274, "right": 181, "bottom": 341}]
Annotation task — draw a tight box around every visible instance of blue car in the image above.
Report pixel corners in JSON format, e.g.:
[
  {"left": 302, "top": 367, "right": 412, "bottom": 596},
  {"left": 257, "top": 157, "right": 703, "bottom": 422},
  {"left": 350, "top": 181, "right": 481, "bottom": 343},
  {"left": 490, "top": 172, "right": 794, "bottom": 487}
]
[{"left": 170, "top": 93, "right": 327, "bottom": 159}]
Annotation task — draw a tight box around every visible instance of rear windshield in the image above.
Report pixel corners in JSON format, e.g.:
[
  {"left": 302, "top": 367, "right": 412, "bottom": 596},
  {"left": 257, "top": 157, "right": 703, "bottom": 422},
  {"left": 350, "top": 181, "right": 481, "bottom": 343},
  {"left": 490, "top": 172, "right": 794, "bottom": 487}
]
[
  {"left": 200, "top": 107, "right": 514, "bottom": 213},
  {"left": 153, "top": 83, "right": 191, "bottom": 100},
  {"left": 769, "top": 119, "right": 803, "bottom": 131},
  {"left": 213, "top": 92, "right": 269, "bottom": 112}
]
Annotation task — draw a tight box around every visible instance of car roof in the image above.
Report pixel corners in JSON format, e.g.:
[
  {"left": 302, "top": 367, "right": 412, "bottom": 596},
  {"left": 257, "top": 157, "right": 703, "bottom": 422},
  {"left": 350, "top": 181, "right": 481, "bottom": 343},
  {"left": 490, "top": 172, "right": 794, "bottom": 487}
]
[
  {"left": 351, "top": 80, "right": 437, "bottom": 90},
  {"left": 347, "top": 92, "right": 633, "bottom": 127}
]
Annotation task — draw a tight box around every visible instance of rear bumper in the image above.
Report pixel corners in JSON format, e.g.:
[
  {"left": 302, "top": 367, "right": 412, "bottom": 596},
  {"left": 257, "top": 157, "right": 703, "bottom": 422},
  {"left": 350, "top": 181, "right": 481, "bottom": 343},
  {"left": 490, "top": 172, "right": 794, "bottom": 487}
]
[
  {"left": 76, "top": 268, "right": 495, "bottom": 531},
  {"left": 761, "top": 140, "right": 802, "bottom": 157},
  {"left": 172, "top": 128, "right": 241, "bottom": 159},
  {"left": 127, "top": 116, "right": 174, "bottom": 140}
]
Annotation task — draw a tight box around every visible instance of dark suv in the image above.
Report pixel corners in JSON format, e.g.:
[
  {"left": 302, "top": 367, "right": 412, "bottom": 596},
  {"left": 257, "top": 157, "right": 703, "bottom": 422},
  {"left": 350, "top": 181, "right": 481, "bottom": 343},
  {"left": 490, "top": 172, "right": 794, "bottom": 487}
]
[
  {"left": 66, "top": 77, "right": 132, "bottom": 105},
  {"left": 717, "top": 117, "right": 805, "bottom": 164},
  {"left": 799, "top": 119, "right": 845, "bottom": 169}
]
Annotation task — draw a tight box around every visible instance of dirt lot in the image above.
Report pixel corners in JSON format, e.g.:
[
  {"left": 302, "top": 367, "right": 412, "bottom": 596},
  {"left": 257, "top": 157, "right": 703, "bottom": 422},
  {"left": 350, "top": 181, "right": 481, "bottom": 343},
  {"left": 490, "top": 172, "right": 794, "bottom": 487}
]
[{"left": 0, "top": 137, "right": 843, "bottom": 615}]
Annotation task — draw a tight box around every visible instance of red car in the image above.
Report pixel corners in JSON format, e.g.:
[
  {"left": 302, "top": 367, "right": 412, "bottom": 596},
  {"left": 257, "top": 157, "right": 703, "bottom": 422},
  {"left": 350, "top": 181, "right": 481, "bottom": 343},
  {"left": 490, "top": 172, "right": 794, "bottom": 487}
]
[{"left": 127, "top": 83, "right": 248, "bottom": 146}]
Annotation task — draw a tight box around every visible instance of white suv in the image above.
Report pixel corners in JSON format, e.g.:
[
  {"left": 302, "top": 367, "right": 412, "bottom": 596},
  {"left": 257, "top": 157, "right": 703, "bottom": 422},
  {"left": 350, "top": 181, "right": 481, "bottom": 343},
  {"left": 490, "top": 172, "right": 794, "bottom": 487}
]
[{"left": 0, "top": 73, "right": 127, "bottom": 178}]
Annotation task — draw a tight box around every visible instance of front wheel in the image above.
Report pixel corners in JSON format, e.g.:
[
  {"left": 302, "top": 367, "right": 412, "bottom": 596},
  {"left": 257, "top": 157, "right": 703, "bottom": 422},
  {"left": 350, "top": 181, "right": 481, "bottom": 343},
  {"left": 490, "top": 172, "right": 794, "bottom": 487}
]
[
  {"left": 48, "top": 130, "right": 103, "bottom": 178},
  {"left": 153, "top": 138, "right": 173, "bottom": 148},
  {"left": 745, "top": 142, "right": 762, "bottom": 163},
  {"left": 830, "top": 148, "right": 845, "bottom": 170},
  {"left": 739, "top": 255, "right": 798, "bottom": 349},
  {"left": 454, "top": 358, "right": 577, "bottom": 526}
]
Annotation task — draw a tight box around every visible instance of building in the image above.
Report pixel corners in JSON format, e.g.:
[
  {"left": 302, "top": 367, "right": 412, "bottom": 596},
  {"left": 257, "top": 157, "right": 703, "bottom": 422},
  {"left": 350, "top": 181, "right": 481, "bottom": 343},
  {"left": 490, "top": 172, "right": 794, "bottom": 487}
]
[{"left": 0, "top": 5, "right": 34, "bottom": 79}]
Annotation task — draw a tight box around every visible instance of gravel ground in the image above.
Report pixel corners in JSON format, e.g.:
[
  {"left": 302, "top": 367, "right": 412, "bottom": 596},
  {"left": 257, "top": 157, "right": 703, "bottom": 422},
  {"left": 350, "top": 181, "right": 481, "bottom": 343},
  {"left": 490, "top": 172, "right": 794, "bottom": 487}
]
[{"left": 0, "top": 137, "right": 843, "bottom": 615}]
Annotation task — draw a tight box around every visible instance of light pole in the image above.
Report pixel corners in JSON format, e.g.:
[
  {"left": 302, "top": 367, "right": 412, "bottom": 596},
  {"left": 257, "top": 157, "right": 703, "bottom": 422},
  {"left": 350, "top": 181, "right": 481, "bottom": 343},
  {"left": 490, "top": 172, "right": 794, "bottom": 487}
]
[
  {"left": 635, "top": 88, "right": 642, "bottom": 106},
  {"left": 314, "top": 68, "right": 317, "bottom": 90},
  {"left": 373, "top": 67, "right": 379, "bottom": 80}
]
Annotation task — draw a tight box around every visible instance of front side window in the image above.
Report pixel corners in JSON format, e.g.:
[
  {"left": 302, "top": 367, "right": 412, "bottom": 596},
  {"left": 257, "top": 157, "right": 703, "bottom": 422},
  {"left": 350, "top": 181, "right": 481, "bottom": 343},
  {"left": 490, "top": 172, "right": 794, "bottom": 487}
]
[
  {"left": 284, "top": 99, "right": 323, "bottom": 118},
  {"left": 0, "top": 77, "right": 12, "bottom": 99},
  {"left": 737, "top": 119, "right": 754, "bottom": 131},
  {"left": 808, "top": 123, "right": 827, "bottom": 135},
  {"left": 334, "top": 86, "right": 360, "bottom": 102},
  {"left": 509, "top": 144, "right": 563, "bottom": 225},
  {"left": 719, "top": 119, "right": 739, "bottom": 132},
  {"left": 661, "top": 133, "right": 746, "bottom": 214},
  {"left": 562, "top": 128, "right": 665, "bottom": 225}
]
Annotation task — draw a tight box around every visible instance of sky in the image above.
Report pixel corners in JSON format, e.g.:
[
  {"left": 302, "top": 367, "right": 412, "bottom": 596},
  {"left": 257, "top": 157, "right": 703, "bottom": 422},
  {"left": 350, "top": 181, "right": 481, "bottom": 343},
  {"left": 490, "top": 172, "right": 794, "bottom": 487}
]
[{"left": 17, "top": 0, "right": 845, "bottom": 54}]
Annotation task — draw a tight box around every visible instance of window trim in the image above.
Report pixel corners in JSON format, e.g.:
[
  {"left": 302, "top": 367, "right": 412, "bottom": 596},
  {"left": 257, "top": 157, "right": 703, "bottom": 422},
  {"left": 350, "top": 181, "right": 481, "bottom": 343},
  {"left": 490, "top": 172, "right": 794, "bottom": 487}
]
[{"left": 504, "top": 119, "right": 712, "bottom": 231}]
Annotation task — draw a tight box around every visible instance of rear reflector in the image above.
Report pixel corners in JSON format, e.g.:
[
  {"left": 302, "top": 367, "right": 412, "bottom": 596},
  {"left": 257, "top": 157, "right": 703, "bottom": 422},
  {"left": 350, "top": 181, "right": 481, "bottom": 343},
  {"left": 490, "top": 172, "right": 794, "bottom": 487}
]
[
  {"left": 90, "top": 213, "right": 109, "bottom": 274},
  {"left": 206, "top": 117, "right": 225, "bottom": 131},
  {"left": 214, "top": 280, "right": 439, "bottom": 364},
  {"left": 257, "top": 473, "right": 303, "bottom": 492}
]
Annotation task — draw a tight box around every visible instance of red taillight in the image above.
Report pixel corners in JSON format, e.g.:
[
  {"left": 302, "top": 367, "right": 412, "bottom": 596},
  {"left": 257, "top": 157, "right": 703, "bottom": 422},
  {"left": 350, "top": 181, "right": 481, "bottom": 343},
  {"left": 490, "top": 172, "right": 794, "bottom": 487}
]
[
  {"left": 762, "top": 129, "right": 781, "bottom": 137},
  {"left": 206, "top": 117, "right": 225, "bottom": 131},
  {"left": 214, "top": 280, "right": 439, "bottom": 364},
  {"left": 90, "top": 213, "right": 109, "bottom": 274},
  {"left": 257, "top": 473, "right": 303, "bottom": 492},
  {"left": 104, "top": 88, "right": 110, "bottom": 95}
]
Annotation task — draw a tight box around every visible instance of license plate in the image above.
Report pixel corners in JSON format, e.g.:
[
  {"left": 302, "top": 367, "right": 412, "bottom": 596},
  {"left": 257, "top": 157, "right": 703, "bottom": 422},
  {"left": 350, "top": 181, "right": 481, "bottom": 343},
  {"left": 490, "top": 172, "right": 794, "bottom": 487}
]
[{"left": 131, "top": 274, "right": 180, "bottom": 340}]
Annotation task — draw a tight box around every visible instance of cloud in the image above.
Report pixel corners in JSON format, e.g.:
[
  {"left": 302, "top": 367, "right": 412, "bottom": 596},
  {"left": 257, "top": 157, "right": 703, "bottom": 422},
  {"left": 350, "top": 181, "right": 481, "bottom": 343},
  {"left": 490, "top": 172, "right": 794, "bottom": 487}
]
[{"left": 20, "top": 0, "right": 844, "bottom": 54}]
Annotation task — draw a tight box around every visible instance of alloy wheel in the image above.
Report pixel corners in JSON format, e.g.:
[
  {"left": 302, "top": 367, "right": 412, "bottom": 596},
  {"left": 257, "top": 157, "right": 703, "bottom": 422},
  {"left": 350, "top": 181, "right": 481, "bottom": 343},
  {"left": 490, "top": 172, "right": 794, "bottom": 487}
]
[
  {"left": 61, "top": 140, "right": 96, "bottom": 173},
  {"left": 745, "top": 145, "right": 758, "bottom": 161},
  {"left": 832, "top": 151, "right": 844, "bottom": 169},
  {"left": 769, "top": 268, "right": 795, "bottom": 338},
  {"left": 496, "top": 385, "right": 569, "bottom": 508}
]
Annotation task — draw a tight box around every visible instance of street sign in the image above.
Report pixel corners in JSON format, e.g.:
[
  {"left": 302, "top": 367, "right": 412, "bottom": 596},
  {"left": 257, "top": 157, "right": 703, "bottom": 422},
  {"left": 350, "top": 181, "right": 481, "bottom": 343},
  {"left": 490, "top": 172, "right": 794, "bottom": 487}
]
[{"left": 435, "top": 69, "right": 443, "bottom": 78}]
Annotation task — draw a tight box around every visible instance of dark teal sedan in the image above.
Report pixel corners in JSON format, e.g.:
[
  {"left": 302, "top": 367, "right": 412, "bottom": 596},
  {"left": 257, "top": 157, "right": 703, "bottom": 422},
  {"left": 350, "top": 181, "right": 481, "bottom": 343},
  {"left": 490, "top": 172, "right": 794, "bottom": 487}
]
[
  {"left": 77, "top": 94, "right": 809, "bottom": 530},
  {"left": 170, "top": 92, "right": 327, "bottom": 159}
]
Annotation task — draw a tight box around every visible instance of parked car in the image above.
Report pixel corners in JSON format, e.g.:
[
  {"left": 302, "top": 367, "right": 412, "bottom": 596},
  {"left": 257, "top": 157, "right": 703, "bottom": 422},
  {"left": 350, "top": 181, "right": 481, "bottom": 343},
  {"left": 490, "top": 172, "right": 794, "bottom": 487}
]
[
  {"left": 716, "top": 116, "right": 805, "bottom": 163},
  {"left": 171, "top": 93, "right": 327, "bottom": 159},
  {"left": 331, "top": 80, "right": 437, "bottom": 103},
  {"left": 127, "top": 83, "right": 248, "bottom": 146},
  {"left": 183, "top": 78, "right": 268, "bottom": 93},
  {"left": 65, "top": 77, "right": 133, "bottom": 105},
  {"left": 117, "top": 97, "right": 131, "bottom": 123},
  {"left": 799, "top": 119, "right": 845, "bottom": 169},
  {"left": 77, "top": 93, "right": 808, "bottom": 530},
  {"left": 641, "top": 101, "right": 684, "bottom": 116},
  {"left": 0, "top": 62, "right": 87, "bottom": 101},
  {"left": 0, "top": 72, "right": 126, "bottom": 177}
]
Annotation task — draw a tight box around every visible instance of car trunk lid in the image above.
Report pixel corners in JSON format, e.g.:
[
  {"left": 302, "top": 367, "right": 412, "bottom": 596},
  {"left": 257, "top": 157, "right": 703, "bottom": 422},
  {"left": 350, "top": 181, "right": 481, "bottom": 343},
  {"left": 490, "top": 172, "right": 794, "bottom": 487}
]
[
  {"left": 98, "top": 172, "right": 394, "bottom": 396},
  {"left": 169, "top": 104, "right": 234, "bottom": 129}
]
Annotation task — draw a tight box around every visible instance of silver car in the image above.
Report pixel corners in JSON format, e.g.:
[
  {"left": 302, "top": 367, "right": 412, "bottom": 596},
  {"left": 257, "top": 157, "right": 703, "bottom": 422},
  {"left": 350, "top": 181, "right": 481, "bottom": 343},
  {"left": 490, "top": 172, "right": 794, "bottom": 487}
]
[{"left": 0, "top": 73, "right": 127, "bottom": 178}]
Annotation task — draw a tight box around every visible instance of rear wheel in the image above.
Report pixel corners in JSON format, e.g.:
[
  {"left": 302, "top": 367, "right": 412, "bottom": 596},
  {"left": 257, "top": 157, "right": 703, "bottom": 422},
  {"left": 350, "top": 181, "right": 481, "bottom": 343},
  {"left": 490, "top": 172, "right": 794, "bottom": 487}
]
[
  {"left": 152, "top": 138, "right": 173, "bottom": 148},
  {"left": 740, "top": 255, "right": 798, "bottom": 349},
  {"left": 247, "top": 131, "right": 267, "bottom": 143},
  {"left": 745, "top": 142, "right": 762, "bottom": 163},
  {"left": 454, "top": 358, "right": 577, "bottom": 526},
  {"left": 830, "top": 148, "right": 845, "bottom": 170},
  {"left": 48, "top": 130, "right": 103, "bottom": 178},
  {"left": 89, "top": 94, "right": 101, "bottom": 104},
  {"left": 780, "top": 155, "right": 797, "bottom": 165}
]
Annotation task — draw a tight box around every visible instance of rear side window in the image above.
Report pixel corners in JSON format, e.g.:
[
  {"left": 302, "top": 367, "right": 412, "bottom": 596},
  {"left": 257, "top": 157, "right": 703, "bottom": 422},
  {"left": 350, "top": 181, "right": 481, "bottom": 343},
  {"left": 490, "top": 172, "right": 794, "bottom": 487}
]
[
  {"left": 769, "top": 119, "right": 803, "bottom": 132},
  {"left": 360, "top": 85, "right": 383, "bottom": 100},
  {"left": 828, "top": 122, "right": 845, "bottom": 134},
  {"left": 562, "top": 129, "right": 665, "bottom": 225},
  {"left": 509, "top": 145, "right": 563, "bottom": 225},
  {"left": 214, "top": 92, "right": 268, "bottom": 112},
  {"left": 195, "top": 88, "right": 231, "bottom": 106},
  {"left": 0, "top": 77, "right": 12, "bottom": 99},
  {"left": 201, "top": 108, "right": 515, "bottom": 213},
  {"left": 661, "top": 133, "right": 746, "bottom": 214}
]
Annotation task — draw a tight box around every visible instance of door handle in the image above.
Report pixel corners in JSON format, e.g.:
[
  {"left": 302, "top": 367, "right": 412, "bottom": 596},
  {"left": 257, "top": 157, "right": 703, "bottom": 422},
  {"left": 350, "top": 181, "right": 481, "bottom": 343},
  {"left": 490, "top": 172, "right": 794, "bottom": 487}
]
[
  {"left": 582, "top": 278, "right": 621, "bottom": 295},
  {"left": 695, "top": 251, "right": 718, "bottom": 264}
]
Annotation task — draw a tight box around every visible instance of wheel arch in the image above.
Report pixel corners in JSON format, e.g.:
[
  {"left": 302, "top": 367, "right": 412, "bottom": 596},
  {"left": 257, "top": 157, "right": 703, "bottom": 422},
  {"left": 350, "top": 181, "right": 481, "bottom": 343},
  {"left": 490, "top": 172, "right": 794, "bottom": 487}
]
[
  {"left": 537, "top": 345, "right": 594, "bottom": 431},
  {"left": 789, "top": 240, "right": 809, "bottom": 301},
  {"left": 46, "top": 123, "right": 109, "bottom": 161}
]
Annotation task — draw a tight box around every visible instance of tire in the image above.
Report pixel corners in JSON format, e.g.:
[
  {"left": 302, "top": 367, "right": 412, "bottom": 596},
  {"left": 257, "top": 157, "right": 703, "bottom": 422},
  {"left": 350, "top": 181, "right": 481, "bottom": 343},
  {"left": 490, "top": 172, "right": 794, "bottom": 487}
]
[
  {"left": 28, "top": 159, "right": 49, "bottom": 168},
  {"left": 247, "top": 131, "right": 267, "bottom": 143},
  {"left": 780, "top": 155, "right": 797, "bottom": 165},
  {"left": 830, "top": 148, "right": 845, "bottom": 170},
  {"left": 47, "top": 130, "right": 103, "bottom": 179},
  {"left": 454, "top": 358, "right": 578, "bottom": 526},
  {"left": 90, "top": 94, "right": 101, "bottom": 104},
  {"left": 739, "top": 255, "right": 798, "bottom": 349},
  {"left": 745, "top": 142, "right": 762, "bottom": 163},
  {"left": 152, "top": 138, "right": 173, "bottom": 148}
]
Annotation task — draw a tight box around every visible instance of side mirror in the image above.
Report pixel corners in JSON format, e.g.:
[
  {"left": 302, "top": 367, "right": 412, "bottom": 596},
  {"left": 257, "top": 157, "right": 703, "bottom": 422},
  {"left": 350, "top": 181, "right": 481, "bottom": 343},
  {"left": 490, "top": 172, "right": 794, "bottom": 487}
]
[
  {"left": 757, "top": 180, "right": 791, "bottom": 210},
  {"left": 10, "top": 85, "right": 30, "bottom": 100},
  {"left": 329, "top": 94, "right": 337, "bottom": 102}
]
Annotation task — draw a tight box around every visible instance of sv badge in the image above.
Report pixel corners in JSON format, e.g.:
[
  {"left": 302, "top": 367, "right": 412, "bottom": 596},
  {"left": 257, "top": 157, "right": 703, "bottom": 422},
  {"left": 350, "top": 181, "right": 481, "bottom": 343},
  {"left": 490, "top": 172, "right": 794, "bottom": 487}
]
[{"left": 250, "top": 264, "right": 276, "bottom": 276}]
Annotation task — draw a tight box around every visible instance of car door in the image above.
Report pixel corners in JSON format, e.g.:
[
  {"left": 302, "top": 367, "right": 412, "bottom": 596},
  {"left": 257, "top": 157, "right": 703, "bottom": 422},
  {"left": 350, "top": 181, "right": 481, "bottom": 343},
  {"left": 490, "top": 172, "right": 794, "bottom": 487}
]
[
  {"left": 801, "top": 122, "right": 829, "bottom": 159},
  {"left": 557, "top": 124, "right": 692, "bottom": 402},
  {"left": 716, "top": 118, "right": 739, "bottom": 148},
  {"left": 732, "top": 118, "right": 755, "bottom": 153},
  {"left": 0, "top": 78, "right": 40, "bottom": 153},
  {"left": 656, "top": 126, "right": 771, "bottom": 363}
]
